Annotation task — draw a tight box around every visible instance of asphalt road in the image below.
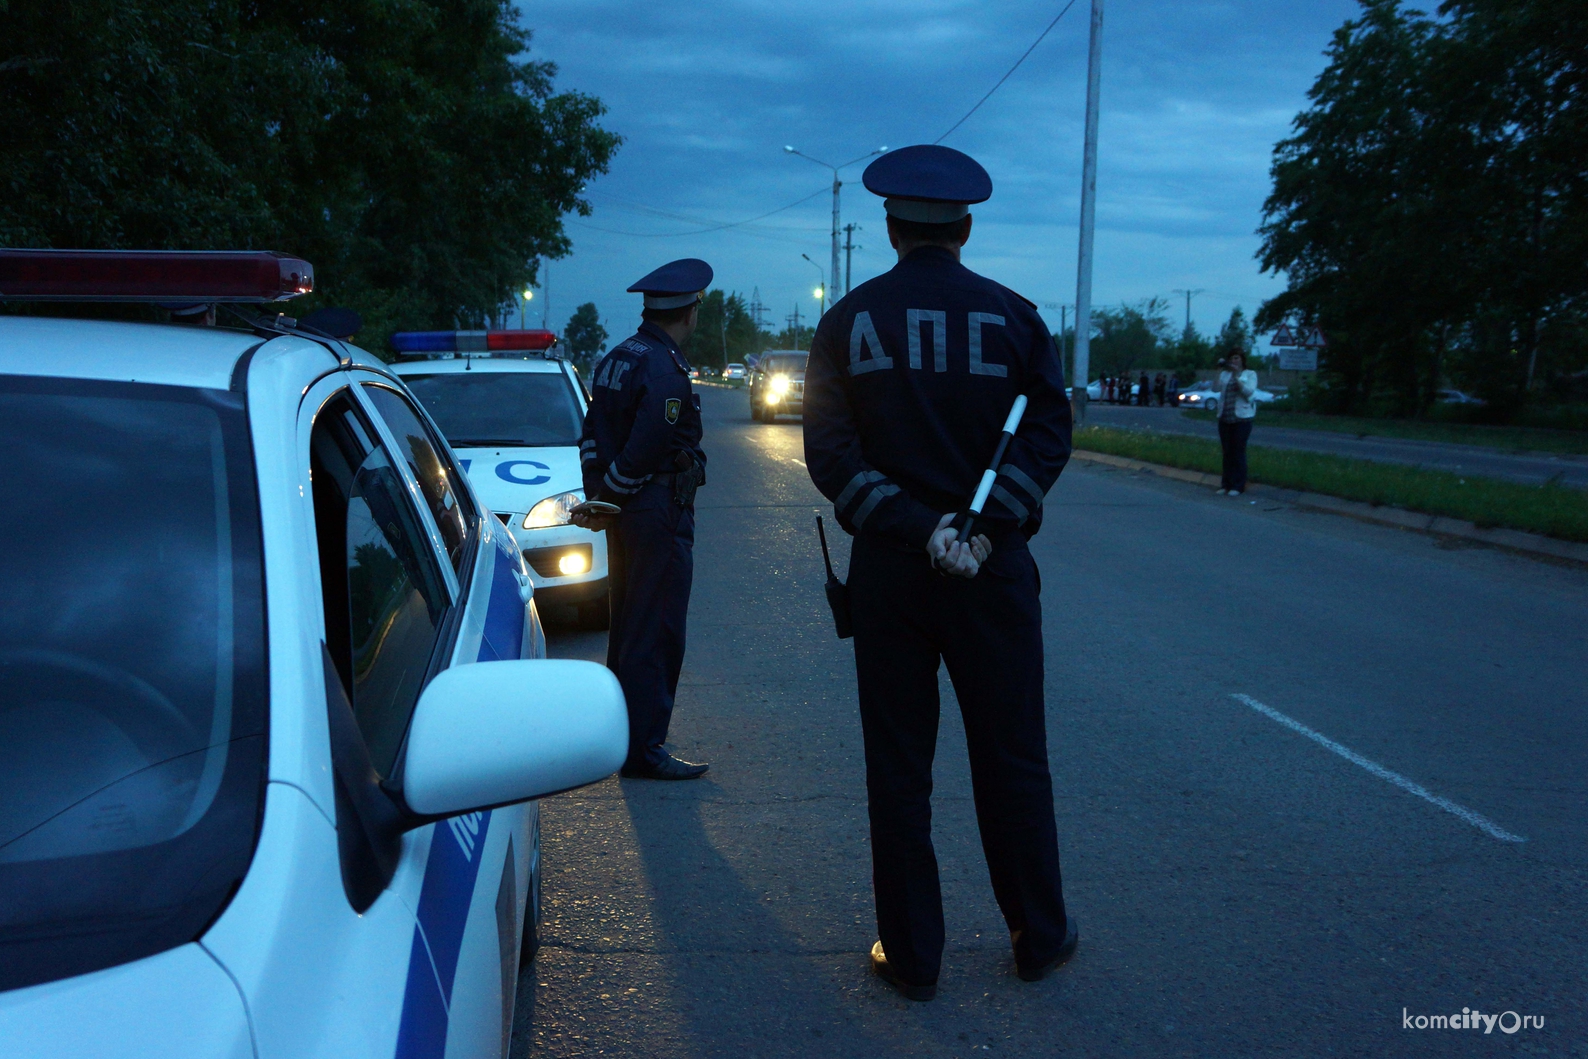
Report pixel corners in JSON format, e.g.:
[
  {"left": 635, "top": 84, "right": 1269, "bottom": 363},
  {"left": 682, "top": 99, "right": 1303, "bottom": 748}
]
[
  {"left": 1086, "top": 403, "right": 1588, "bottom": 489},
  {"left": 515, "top": 386, "right": 1586, "bottom": 1057}
]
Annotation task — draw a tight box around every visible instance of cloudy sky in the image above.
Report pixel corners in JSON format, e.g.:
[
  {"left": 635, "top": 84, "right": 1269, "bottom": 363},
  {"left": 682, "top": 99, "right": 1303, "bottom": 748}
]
[{"left": 519, "top": 0, "right": 1360, "bottom": 347}]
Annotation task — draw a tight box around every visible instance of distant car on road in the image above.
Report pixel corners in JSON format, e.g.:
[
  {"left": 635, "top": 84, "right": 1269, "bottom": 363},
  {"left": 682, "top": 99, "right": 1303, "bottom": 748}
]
[
  {"left": 1436, "top": 388, "right": 1486, "bottom": 406},
  {"left": 723, "top": 363, "right": 746, "bottom": 380},
  {"left": 1177, "top": 381, "right": 1278, "bottom": 415},
  {"left": 750, "top": 350, "right": 808, "bottom": 422},
  {"left": 391, "top": 346, "right": 611, "bottom": 629}
]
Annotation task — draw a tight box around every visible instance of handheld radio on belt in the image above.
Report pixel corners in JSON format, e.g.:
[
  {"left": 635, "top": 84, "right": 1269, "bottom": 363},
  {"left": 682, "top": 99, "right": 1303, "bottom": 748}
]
[
  {"left": 947, "top": 394, "right": 1029, "bottom": 544},
  {"left": 815, "top": 515, "right": 853, "bottom": 640}
]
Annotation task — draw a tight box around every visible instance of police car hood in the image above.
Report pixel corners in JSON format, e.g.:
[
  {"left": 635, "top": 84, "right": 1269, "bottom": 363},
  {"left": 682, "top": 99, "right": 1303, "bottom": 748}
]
[{"left": 454, "top": 445, "right": 583, "bottom": 515}]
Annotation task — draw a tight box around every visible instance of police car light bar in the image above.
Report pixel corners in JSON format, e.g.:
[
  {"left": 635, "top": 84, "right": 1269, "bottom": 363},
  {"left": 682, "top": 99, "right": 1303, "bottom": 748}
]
[
  {"left": 0, "top": 250, "right": 314, "bottom": 302},
  {"left": 390, "top": 330, "right": 558, "bottom": 357}
]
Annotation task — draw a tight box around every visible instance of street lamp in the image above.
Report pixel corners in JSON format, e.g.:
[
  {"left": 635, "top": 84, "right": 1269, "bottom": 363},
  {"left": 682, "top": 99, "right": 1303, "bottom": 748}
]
[
  {"left": 801, "top": 253, "right": 827, "bottom": 317},
  {"left": 785, "top": 144, "right": 887, "bottom": 299},
  {"left": 520, "top": 288, "right": 533, "bottom": 330}
]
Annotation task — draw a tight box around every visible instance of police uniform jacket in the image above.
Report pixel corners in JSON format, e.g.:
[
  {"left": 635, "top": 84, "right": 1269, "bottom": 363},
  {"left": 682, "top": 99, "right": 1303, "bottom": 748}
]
[
  {"left": 580, "top": 321, "right": 706, "bottom": 505},
  {"left": 803, "top": 246, "right": 1071, "bottom": 547}
]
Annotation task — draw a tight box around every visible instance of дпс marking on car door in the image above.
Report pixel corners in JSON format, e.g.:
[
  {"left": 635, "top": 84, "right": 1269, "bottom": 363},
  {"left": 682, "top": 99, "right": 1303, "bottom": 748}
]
[{"left": 392, "top": 543, "right": 527, "bottom": 1058}]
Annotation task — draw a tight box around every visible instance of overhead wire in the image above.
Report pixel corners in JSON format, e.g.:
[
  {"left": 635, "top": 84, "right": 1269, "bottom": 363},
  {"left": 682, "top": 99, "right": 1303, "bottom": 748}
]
[
  {"left": 576, "top": 187, "right": 830, "bottom": 239},
  {"left": 934, "top": 0, "right": 1080, "bottom": 144}
]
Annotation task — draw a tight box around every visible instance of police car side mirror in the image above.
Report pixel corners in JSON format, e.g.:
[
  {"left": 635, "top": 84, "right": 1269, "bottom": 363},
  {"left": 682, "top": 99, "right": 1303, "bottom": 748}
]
[{"left": 401, "top": 660, "right": 628, "bottom": 815}]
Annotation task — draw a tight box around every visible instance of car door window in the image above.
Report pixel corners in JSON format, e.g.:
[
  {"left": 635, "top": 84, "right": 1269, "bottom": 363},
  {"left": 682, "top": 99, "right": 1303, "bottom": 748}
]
[
  {"left": 312, "top": 394, "right": 447, "bottom": 777},
  {"left": 363, "top": 384, "right": 473, "bottom": 574}
]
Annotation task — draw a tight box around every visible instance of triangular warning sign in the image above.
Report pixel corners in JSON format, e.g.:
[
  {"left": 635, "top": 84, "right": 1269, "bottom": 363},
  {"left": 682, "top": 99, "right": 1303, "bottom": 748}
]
[{"left": 1272, "top": 323, "right": 1298, "bottom": 346}]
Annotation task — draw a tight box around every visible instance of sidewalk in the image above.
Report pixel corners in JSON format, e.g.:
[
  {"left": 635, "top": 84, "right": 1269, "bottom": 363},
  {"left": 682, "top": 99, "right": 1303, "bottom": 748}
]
[{"left": 1072, "top": 448, "right": 1588, "bottom": 567}]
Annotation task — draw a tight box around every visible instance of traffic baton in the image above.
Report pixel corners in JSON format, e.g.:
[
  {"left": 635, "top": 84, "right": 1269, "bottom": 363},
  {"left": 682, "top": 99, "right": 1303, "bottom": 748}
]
[{"left": 950, "top": 394, "right": 1028, "bottom": 544}]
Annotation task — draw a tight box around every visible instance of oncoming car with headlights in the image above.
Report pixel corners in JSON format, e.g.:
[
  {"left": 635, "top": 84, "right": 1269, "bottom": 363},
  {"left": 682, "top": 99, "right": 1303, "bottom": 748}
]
[
  {"left": 749, "top": 350, "right": 808, "bottom": 422},
  {"left": 0, "top": 249, "right": 627, "bottom": 1059},
  {"left": 391, "top": 340, "right": 609, "bottom": 628}
]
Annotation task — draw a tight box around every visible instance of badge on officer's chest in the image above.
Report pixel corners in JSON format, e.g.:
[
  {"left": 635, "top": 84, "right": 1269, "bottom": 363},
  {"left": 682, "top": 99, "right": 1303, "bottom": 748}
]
[{"left": 664, "top": 398, "right": 682, "bottom": 424}]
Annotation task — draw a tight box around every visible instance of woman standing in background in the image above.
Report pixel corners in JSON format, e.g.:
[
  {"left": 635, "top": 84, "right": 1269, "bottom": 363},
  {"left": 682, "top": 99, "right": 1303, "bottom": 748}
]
[{"left": 1216, "top": 351, "right": 1258, "bottom": 496}]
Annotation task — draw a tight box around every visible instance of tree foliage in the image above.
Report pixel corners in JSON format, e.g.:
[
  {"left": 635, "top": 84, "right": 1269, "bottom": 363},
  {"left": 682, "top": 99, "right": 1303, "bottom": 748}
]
[
  {"left": 683, "top": 290, "right": 773, "bottom": 368},
  {"left": 1257, "top": 0, "right": 1588, "bottom": 417},
  {"left": 0, "top": 0, "right": 620, "bottom": 351},
  {"left": 563, "top": 301, "right": 606, "bottom": 372}
]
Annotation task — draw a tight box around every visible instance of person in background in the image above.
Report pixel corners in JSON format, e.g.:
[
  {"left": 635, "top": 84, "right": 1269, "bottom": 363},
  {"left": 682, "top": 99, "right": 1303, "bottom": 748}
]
[
  {"left": 1137, "top": 372, "right": 1151, "bottom": 406},
  {"left": 1153, "top": 372, "right": 1167, "bottom": 407},
  {"left": 1168, "top": 371, "right": 1182, "bottom": 406},
  {"left": 1216, "top": 351, "right": 1259, "bottom": 496}
]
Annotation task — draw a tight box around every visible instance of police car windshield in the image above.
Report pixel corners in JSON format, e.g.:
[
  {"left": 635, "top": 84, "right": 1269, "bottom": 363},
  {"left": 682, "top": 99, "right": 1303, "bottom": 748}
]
[
  {"left": 403, "top": 370, "right": 582, "bottom": 447},
  {"left": 760, "top": 355, "right": 808, "bottom": 374},
  {"left": 0, "top": 375, "right": 267, "bottom": 991}
]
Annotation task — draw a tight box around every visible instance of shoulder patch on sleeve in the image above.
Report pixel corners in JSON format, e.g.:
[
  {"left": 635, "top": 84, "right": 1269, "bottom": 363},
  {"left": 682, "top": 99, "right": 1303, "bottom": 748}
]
[{"left": 664, "top": 397, "right": 682, "bottom": 424}]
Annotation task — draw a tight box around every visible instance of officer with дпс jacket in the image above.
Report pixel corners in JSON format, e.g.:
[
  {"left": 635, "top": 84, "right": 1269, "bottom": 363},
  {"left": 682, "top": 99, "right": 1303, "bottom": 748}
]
[
  {"left": 802, "top": 145, "right": 1078, "bottom": 1001},
  {"left": 573, "top": 258, "right": 710, "bottom": 781}
]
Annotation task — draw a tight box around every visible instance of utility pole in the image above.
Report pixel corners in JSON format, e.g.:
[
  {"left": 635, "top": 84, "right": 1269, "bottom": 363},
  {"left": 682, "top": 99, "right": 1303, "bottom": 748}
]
[
  {"left": 1060, "top": 304, "right": 1068, "bottom": 373},
  {"left": 1070, "top": 0, "right": 1105, "bottom": 425},
  {"left": 787, "top": 305, "right": 804, "bottom": 350},
  {"left": 843, "top": 223, "right": 861, "bottom": 294},
  {"left": 749, "top": 287, "right": 769, "bottom": 331},
  {"left": 785, "top": 146, "right": 886, "bottom": 315},
  {"left": 1171, "top": 288, "right": 1204, "bottom": 338}
]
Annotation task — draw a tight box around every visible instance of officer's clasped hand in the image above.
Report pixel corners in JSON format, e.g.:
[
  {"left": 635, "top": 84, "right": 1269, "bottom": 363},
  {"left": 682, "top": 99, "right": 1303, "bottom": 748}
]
[
  {"left": 927, "top": 512, "right": 991, "bottom": 578},
  {"left": 570, "top": 510, "right": 617, "bottom": 532}
]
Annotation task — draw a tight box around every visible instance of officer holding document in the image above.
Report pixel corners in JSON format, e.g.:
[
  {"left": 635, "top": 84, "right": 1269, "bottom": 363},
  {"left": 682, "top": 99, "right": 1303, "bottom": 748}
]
[
  {"left": 802, "top": 145, "right": 1077, "bottom": 1000},
  {"left": 573, "top": 259, "right": 711, "bottom": 781}
]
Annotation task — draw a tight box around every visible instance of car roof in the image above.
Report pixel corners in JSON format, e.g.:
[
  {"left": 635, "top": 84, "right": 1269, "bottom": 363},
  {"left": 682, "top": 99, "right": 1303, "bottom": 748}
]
[
  {"left": 390, "top": 357, "right": 565, "bottom": 376},
  {"left": 0, "top": 316, "right": 269, "bottom": 389}
]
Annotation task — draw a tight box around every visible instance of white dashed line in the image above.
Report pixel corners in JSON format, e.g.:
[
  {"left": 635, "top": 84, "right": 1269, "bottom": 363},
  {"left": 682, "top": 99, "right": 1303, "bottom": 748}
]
[{"left": 1231, "top": 694, "right": 1526, "bottom": 843}]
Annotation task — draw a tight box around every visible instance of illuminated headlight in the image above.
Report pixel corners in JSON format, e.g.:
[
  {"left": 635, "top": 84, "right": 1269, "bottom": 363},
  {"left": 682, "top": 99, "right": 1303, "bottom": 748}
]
[
  {"left": 769, "top": 374, "right": 791, "bottom": 396},
  {"left": 558, "top": 551, "right": 590, "bottom": 576},
  {"left": 523, "top": 491, "right": 582, "bottom": 529}
]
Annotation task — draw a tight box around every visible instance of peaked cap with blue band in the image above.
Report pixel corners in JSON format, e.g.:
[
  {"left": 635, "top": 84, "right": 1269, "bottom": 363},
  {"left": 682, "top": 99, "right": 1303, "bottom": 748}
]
[
  {"left": 862, "top": 145, "right": 992, "bottom": 225},
  {"left": 628, "top": 258, "right": 714, "bottom": 310}
]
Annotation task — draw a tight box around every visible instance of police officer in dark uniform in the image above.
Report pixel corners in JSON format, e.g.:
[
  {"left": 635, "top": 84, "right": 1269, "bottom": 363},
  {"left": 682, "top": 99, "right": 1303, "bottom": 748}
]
[
  {"left": 802, "top": 146, "right": 1078, "bottom": 999},
  {"left": 572, "top": 259, "right": 711, "bottom": 780}
]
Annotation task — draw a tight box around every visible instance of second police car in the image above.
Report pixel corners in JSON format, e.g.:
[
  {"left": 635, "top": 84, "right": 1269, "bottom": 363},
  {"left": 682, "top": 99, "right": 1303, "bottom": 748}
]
[
  {"left": 0, "top": 249, "right": 627, "bottom": 1059},
  {"left": 390, "top": 335, "right": 610, "bottom": 629}
]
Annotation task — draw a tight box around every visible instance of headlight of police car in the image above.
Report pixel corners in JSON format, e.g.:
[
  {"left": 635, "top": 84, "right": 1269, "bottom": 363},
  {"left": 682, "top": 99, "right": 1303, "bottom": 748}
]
[
  {"left": 523, "top": 491, "right": 583, "bottom": 529},
  {"left": 768, "top": 374, "right": 791, "bottom": 401}
]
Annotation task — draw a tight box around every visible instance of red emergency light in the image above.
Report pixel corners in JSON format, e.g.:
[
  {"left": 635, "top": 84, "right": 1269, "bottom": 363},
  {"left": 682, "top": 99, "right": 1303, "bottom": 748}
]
[
  {"left": 0, "top": 250, "right": 314, "bottom": 302},
  {"left": 390, "top": 329, "right": 558, "bottom": 356}
]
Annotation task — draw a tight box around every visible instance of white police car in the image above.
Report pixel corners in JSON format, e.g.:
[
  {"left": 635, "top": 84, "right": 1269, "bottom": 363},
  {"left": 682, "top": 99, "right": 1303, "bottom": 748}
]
[
  {"left": 388, "top": 337, "right": 609, "bottom": 628},
  {"left": 0, "top": 250, "right": 627, "bottom": 1058}
]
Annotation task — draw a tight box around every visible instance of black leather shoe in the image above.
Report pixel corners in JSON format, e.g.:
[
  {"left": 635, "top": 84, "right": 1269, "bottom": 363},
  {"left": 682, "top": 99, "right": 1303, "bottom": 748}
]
[
  {"left": 619, "top": 754, "right": 709, "bottom": 780},
  {"left": 870, "top": 941, "right": 936, "bottom": 1001},
  {"left": 1016, "top": 916, "right": 1079, "bottom": 982}
]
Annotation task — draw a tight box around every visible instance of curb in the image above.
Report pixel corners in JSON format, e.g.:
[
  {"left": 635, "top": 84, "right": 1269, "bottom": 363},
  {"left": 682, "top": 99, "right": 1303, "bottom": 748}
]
[{"left": 1070, "top": 448, "right": 1588, "bottom": 567}]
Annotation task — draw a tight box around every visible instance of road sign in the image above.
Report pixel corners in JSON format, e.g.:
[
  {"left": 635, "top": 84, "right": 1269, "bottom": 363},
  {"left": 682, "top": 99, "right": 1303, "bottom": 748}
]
[
  {"left": 1272, "top": 323, "right": 1298, "bottom": 346},
  {"left": 1301, "top": 326, "right": 1327, "bottom": 348},
  {"left": 1278, "top": 347, "right": 1318, "bottom": 371}
]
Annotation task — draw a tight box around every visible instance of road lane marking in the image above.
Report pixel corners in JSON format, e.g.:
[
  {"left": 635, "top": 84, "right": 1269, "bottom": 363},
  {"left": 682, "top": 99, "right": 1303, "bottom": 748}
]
[{"left": 1231, "top": 694, "right": 1526, "bottom": 844}]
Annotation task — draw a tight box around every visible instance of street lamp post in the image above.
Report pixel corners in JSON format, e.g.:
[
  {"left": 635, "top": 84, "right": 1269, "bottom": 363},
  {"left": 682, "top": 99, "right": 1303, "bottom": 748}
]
[
  {"left": 801, "top": 254, "right": 826, "bottom": 317},
  {"left": 785, "top": 145, "right": 886, "bottom": 309},
  {"left": 521, "top": 288, "right": 533, "bottom": 330},
  {"left": 1070, "top": 0, "right": 1105, "bottom": 425}
]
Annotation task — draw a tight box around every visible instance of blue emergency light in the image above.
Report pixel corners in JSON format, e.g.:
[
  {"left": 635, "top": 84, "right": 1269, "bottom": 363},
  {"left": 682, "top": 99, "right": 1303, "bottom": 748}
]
[{"left": 390, "top": 329, "right": 558, "bottom": 357}]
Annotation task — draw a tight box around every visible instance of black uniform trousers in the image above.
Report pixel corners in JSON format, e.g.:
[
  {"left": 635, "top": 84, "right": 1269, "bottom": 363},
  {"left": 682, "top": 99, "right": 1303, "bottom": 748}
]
[
  {"left": 605, "top": 480, "right": 695, "bottom": 769},
  {"left": 849, "top": 532, "right": 1068, "bottom": 985}
]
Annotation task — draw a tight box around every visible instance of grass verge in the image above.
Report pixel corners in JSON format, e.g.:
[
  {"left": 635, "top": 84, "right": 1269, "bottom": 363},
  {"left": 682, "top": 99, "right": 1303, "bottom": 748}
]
[
  {"left": 1180, "top": 408, "right": 1588, "bottom": 456},
  {"left": 1075, "top": 425, "right": 1588, "bottom": 543}
]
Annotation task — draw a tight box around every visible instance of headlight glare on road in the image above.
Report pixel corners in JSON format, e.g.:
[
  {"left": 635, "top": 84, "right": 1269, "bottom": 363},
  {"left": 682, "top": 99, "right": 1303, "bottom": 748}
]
[{"left": 523, "top": 491, "right": 583, "bottom": 528}]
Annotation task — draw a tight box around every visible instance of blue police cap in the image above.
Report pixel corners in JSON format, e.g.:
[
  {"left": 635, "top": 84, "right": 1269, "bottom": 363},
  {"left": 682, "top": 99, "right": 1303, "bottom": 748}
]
[
  {"left": 862, "top": 145, "right": 992, "bottom": 224},
  {"left": 628, "top": 258, "right": 714, "bottom": 310}
]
